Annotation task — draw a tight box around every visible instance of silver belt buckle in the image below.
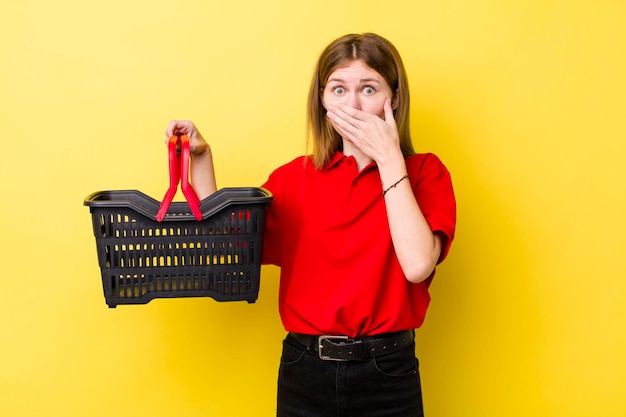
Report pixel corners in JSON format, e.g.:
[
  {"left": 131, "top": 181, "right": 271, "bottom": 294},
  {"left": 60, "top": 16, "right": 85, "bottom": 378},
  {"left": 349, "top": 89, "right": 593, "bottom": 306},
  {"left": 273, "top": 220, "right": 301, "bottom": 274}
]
[{"left": 318, "top": 335, "right": 350, "bottom": 361}]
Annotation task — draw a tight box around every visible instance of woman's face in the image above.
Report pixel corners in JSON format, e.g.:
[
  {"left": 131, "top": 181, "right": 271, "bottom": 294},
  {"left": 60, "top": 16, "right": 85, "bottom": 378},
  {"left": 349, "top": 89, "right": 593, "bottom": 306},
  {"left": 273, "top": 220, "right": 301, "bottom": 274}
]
[{"left": 321, "top": 60, "right": 395, "bottom": 118}]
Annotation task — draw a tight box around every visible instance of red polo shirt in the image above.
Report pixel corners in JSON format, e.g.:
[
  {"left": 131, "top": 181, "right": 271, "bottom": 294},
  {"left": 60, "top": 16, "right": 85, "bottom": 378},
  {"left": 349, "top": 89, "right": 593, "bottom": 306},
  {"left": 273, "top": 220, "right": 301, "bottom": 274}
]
[{"left": 261, "top": 152, "right": 456, "bottom": 337}]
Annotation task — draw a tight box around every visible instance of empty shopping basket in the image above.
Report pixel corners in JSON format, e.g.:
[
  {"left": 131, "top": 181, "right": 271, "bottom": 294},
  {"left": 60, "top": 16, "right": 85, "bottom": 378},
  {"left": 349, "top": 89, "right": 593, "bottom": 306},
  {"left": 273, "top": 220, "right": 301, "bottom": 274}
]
[{"left": 84, "top": 135, "right": 273, "bottom": 307}]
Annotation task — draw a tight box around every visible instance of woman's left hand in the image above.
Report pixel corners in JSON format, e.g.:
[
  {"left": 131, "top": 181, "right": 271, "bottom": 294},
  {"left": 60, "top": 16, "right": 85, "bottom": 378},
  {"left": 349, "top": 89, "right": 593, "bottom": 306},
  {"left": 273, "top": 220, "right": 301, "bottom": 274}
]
[{"left": 326, "top": 98, "right": 400, "bottom": 164}]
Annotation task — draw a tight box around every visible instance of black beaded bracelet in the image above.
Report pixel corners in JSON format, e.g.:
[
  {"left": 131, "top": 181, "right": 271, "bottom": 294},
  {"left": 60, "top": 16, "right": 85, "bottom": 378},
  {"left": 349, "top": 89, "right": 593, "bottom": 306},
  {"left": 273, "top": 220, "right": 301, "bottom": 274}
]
[{"left": 382, "top": 174, "right": 410, "bottom": 197}]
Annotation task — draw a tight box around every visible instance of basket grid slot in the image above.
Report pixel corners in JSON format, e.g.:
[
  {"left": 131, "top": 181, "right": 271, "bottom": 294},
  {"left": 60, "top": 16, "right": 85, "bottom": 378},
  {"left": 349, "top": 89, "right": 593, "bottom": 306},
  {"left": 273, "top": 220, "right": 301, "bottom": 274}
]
[
  {"left": 102, "top": 239, "right": 256, "bottom": 268},
  {"left": 109, "top": 271, "right": 254, "bottom": 299},
  {"left": 96, "top": 208, "right": 261, "bottom": 239}
]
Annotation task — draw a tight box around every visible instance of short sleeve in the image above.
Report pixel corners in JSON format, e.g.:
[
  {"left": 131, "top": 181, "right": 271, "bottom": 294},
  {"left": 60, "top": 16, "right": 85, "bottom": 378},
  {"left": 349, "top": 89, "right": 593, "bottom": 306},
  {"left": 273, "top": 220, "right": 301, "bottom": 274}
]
[
  {"left": 409, "top": 153, "right": 456, "bottom": 264},
  {"left": 260, "top": 168, "right": 284, "bottom": 266},
  {"left": 259, "top": 156, "right": 308, "bottom": 266}
]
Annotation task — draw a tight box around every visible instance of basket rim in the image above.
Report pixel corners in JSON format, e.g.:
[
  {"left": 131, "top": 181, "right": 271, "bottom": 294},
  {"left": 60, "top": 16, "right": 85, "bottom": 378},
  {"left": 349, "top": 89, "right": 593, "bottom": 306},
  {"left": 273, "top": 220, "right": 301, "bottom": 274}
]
[{"left": 84, "top": 187, "right": 273, "bottom": 221}]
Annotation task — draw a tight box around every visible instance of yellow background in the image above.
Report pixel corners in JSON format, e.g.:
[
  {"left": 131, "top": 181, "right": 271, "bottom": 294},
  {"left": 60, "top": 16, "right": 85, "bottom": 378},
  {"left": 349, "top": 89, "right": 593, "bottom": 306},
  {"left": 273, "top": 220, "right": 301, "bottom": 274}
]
[{"left": 1, "top": 1, "right": 625, "bottom": 416}]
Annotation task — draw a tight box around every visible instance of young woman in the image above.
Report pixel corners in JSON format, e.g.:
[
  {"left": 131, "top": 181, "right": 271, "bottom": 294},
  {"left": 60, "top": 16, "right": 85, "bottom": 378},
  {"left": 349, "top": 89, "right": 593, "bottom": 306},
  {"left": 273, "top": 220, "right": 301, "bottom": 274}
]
[{"left": 166, "top": 33, "right": 456, "bottom": 417}]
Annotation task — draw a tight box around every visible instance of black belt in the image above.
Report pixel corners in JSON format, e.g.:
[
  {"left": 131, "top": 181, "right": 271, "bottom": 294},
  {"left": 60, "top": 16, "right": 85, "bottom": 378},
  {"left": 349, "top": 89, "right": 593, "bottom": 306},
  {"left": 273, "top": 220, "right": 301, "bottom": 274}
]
[{"left": 288, "top": 330, "right": 414, "bottom": 361}]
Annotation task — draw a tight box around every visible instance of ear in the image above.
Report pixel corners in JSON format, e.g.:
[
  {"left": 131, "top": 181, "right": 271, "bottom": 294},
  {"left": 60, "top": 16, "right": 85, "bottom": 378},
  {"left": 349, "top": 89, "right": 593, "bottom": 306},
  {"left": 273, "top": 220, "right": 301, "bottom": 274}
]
[{"left": 391, "top": 90, "right": 399, "bottom": 110}]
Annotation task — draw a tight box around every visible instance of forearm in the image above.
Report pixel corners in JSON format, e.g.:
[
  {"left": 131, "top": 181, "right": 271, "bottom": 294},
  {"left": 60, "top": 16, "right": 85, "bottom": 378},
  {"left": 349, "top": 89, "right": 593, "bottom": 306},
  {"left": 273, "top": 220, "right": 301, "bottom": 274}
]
[
  {"left": 379, "top": 158, "right": 442, "bottom": 283},
  {"left": 190, "top": 146, "right": 217, "bottom": 200}
]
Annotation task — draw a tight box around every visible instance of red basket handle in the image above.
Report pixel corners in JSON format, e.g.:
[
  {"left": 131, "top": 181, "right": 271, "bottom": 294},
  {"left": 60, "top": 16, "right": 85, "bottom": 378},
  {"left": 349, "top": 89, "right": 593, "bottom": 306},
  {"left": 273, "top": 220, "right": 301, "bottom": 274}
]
[
  {"left": 179, "top": 136, "right": 202, "bottom": 219},
  {"left": 156, "top": 135, "right": 203, "bottom": 222}
]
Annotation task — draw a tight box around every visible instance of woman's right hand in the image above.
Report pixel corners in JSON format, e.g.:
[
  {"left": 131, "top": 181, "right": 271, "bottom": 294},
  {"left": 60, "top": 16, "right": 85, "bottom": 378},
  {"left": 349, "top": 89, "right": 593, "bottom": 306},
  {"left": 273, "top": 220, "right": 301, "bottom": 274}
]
[
  {"left": 165, "top": 120, "right": 217, "bottom": 199},
  {"left": 165, "top": 120, "right": 209, "bottom": 156}
]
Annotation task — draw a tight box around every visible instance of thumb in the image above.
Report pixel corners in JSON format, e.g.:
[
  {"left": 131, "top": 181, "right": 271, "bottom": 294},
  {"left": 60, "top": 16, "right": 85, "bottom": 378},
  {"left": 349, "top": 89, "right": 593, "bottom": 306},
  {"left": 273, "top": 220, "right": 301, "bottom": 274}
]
[{"left": 383, "top": 98, "right": 396, "bottom": 126}]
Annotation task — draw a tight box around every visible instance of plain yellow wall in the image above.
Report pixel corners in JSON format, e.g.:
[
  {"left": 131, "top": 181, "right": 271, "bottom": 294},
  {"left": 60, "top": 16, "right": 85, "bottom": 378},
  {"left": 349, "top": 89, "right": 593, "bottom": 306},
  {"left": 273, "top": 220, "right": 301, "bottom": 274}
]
[{"left": 1, "top": 1, "right": 625, "bottom": 416}]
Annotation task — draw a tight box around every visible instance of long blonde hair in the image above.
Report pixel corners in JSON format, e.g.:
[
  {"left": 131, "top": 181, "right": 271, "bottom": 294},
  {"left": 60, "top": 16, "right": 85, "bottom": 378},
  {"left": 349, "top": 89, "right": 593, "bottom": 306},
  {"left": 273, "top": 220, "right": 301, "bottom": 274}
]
[{"left": 306, "top": 33, "right": 414, "bottom": 169}]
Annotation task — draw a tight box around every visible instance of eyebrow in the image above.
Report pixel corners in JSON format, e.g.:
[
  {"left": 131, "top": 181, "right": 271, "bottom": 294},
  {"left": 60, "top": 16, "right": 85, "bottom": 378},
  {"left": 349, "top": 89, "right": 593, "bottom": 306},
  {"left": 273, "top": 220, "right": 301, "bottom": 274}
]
[{"left": 327, "top": 77, "right": 382, "bottom": 84}]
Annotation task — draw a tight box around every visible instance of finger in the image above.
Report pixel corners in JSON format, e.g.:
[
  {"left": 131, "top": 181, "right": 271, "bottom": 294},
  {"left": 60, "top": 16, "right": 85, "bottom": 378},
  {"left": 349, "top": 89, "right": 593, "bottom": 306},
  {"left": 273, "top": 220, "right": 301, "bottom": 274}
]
[
  {"left": 166, "top": 121, "right": 184, "bottom": 139},
  {"left": 383, "top": 99, "right": 396, "bottom": 127},
  {"left": 327, "top": 109, "right": 358, "bottom": 140},
  {"left": 336, "top": 104, "right": 371, "bottom": 122},
  {"left": 330, "top": 108, "right": 369, "bottom": 138},
  {"left": 165, "top": 120, "right": 177, "bottom": 138},
  {"left": 166, "top": 120, "right": 194, "bottom": 139}
]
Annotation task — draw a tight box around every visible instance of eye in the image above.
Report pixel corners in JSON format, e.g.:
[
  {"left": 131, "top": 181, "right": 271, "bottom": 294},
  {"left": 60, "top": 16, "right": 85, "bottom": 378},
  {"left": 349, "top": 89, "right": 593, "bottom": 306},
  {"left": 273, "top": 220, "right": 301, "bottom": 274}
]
[
  {"left": 333, "top": 87, "right": 345, "bottom": 95},
  {"left": 363, "top": 86, "right": 375, "bottom": 95}
]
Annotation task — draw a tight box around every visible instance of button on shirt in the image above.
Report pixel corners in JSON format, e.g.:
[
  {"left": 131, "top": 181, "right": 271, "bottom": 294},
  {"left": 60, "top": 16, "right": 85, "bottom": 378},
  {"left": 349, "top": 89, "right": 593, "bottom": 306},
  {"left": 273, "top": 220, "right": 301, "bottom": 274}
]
[{"left": 261, "top": 152, "right": 456, "bottom": 337}]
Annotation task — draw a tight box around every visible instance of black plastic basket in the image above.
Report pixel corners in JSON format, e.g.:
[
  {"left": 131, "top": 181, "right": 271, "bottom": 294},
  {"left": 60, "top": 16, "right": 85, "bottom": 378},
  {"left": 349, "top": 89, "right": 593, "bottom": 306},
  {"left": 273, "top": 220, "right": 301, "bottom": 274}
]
[{"left": 84, "top": 187, "right": 272, "bottom": 307}]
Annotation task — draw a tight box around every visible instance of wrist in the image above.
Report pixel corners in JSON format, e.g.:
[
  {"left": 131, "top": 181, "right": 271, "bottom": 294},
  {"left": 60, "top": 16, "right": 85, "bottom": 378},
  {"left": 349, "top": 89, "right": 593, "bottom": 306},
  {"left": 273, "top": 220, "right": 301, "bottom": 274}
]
[
  {"left": 378, "top": 154, "right": 407, "bottom": 187},
  {"left": 190, "top": 143, "right": 210, "bottom": 158},
  {"left": 382, "top": 174, "right": 410, "bottom": 198},
  {"left": 376, "top": 146, "right": 405, "bottom": 170}
]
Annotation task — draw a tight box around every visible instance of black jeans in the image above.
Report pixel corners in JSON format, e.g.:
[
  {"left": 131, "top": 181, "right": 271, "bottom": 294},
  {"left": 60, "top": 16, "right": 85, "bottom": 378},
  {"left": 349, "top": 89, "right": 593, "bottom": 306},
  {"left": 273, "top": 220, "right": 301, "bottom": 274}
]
[{"left": 277, "top": 334, "right": 424, "bottom": 417}]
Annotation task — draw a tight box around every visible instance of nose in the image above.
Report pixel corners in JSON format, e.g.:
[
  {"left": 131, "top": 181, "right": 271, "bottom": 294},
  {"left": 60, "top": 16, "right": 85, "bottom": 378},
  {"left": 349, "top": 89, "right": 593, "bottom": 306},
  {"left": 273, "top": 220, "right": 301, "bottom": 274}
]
[{"left": 341, "top": 92, "right": 361, "bottom": 110}]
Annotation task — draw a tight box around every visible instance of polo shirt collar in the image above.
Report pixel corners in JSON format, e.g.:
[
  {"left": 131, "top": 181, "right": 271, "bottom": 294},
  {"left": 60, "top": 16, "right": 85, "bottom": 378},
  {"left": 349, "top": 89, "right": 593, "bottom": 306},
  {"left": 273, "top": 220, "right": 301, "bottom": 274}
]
[
  {"left": 323, "top": 151, "right": 378, "bottom": 173},
  {"left": 323, "top": 151, "right": 346, "bottom": 170}
]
